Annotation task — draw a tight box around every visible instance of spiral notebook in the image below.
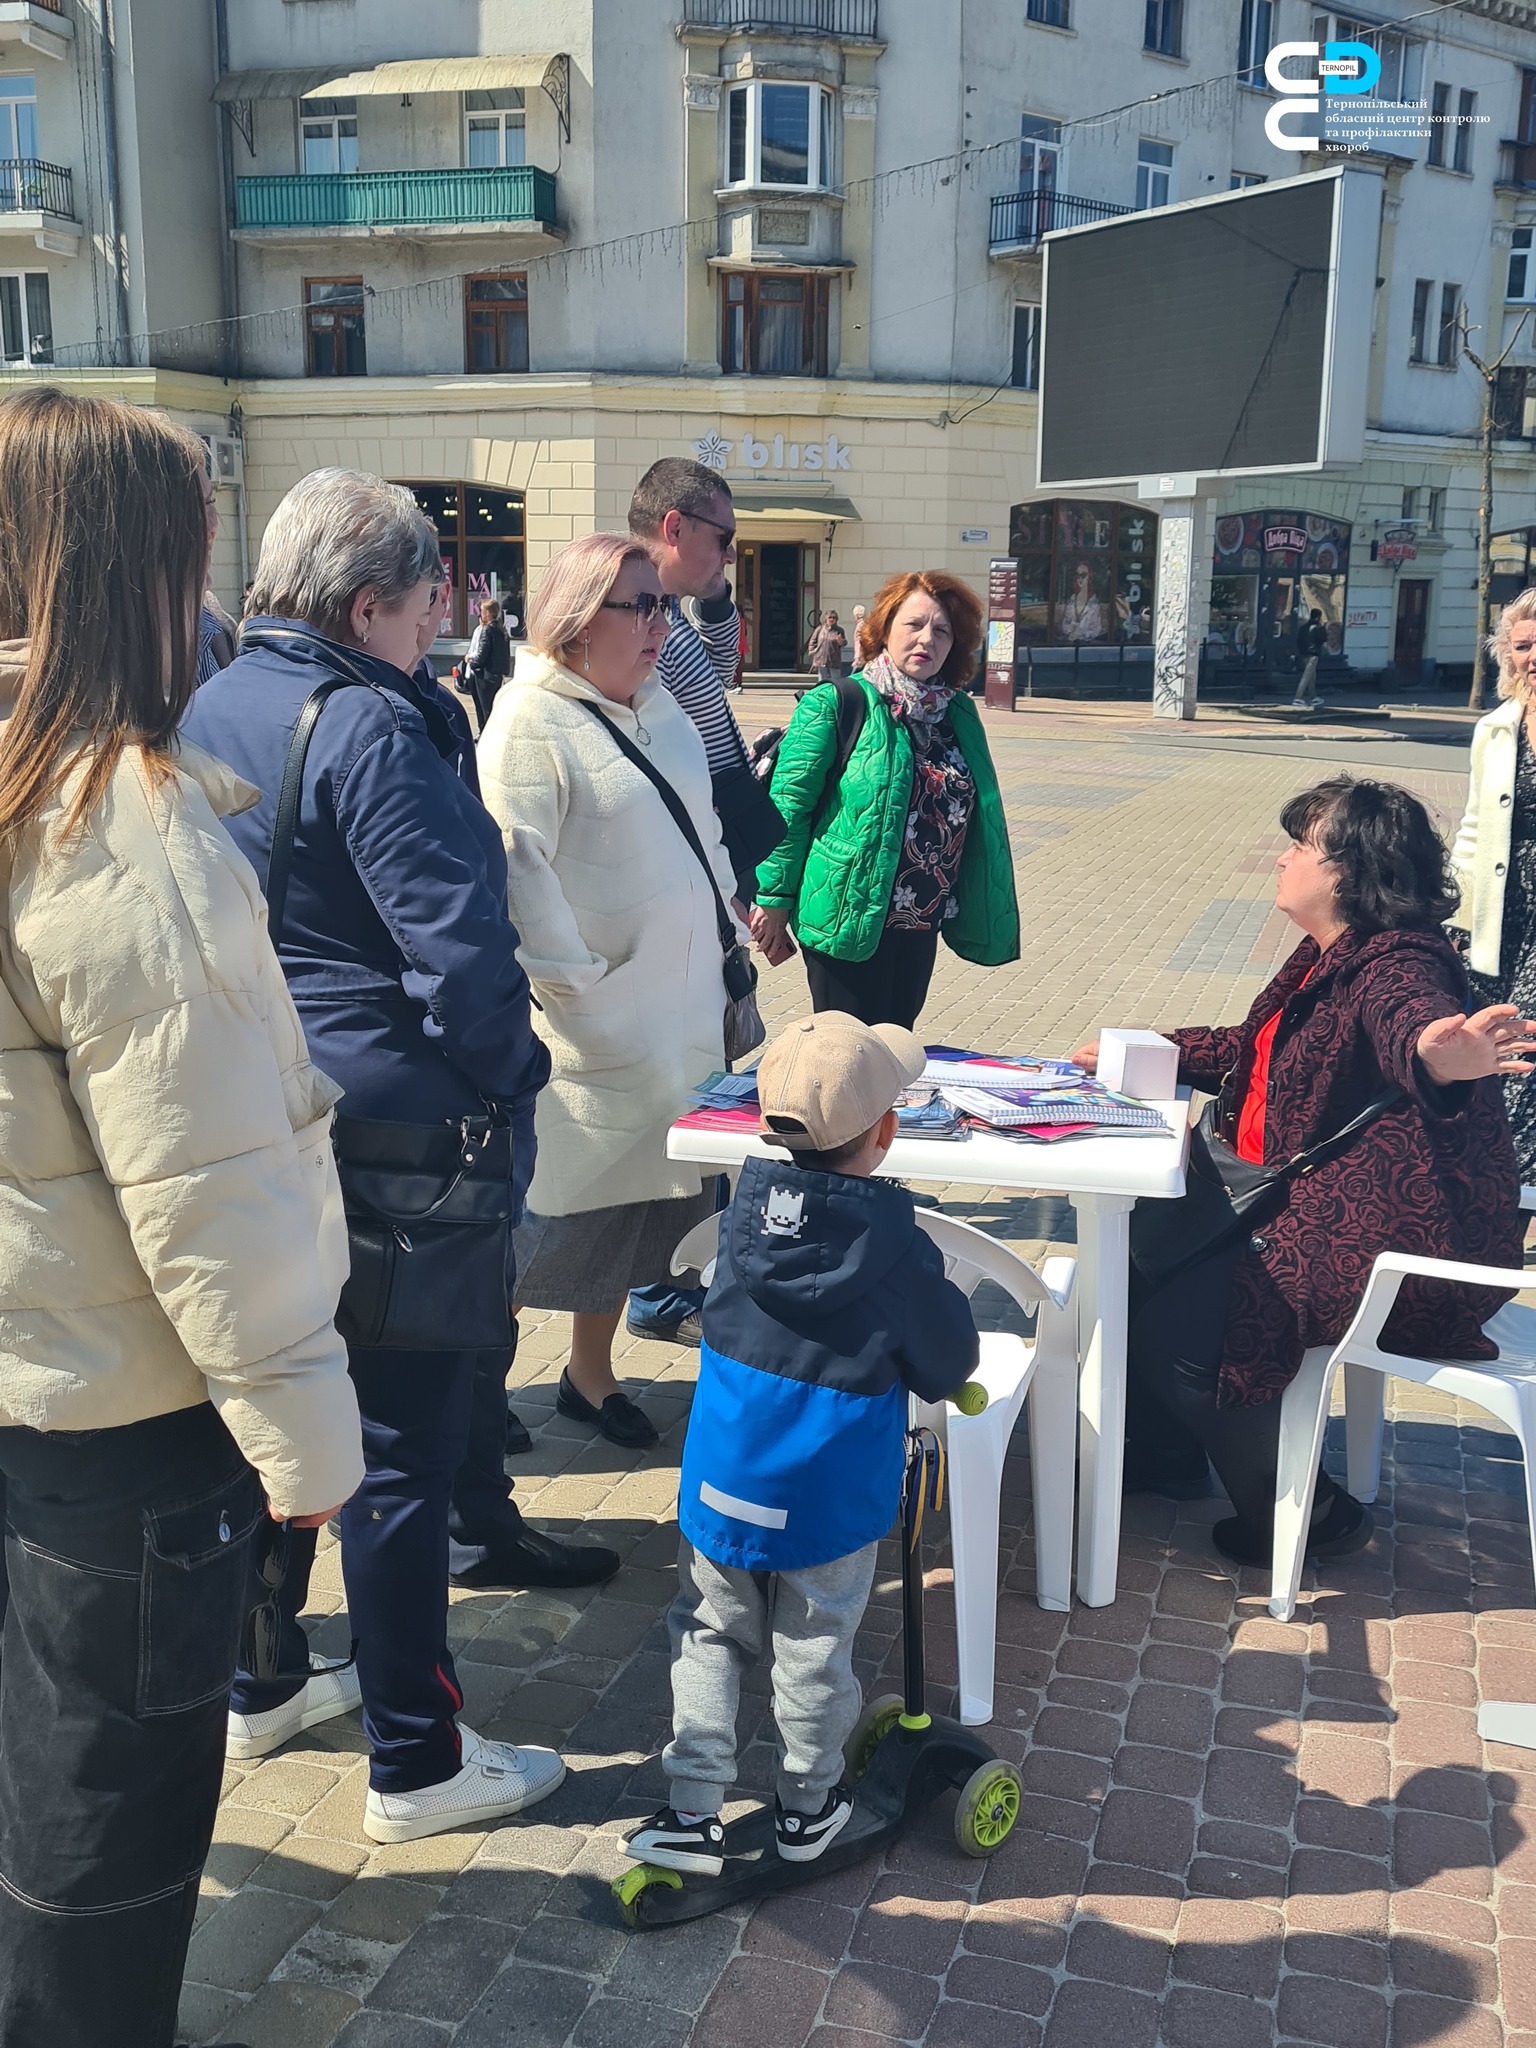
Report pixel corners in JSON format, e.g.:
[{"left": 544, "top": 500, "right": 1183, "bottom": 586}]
[{"left": 939, "top": 1085, "right": 1168, "bottom": 1131}]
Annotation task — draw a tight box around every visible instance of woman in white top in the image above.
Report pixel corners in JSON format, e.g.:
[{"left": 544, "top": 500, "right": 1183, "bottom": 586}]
[
  {"left": 478, "top": 533, "right": 744, "bottom": 1447},
  {"left": 1451, "top": 585, "right": 1536, "bottom": 1175}
]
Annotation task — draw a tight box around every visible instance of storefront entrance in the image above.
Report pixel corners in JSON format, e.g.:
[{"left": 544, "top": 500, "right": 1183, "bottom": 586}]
[
  {"left": 1394, "top": 579, "right": 1431, "bottom": 675},
  {"left": 1207, "top": 510, "right": 1352, "bottom": 681},
  {"left": 398, "top": 481, "right": 525, "bottom": 639},
  {"left": 736, "top": 540, "right": 819, "bottom": 670}
]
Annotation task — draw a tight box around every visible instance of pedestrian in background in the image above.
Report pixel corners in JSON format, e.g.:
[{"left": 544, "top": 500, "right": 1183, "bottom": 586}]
[
  {"left": 1292, "top": 607, "right": 1328, "bottom": 708},
  {"left": 0, "top": 387, "right": 362, "bottom": 2047},
  {"left": 753, "top": 570, "right": 1019, "bottom": 1029},
  {"left": 1453, "top": 586, "right": 1536, "bottom": 1179},
  {"left": 195, "top": 462, "right": 237, "bottom": 685},
  {"left": 479, "top": 533, "right": 741, "bottom": 1444},
  {"left": 464, "top": 594, "right": 513, "bottom": 731},
  {"left": 806, "top": 609, "right": 847, "bottom": 683},
  {"left": 186, "top": 470, "right": 589, "bottom": 1846},
  {"left": 625, "top": 457, "right": 782, "bottom": 1349}
]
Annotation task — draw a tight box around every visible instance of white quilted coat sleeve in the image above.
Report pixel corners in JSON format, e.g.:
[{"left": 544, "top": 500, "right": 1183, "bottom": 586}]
[{"left": 11, "top": 758, "right": 362, "bottom": 1517}]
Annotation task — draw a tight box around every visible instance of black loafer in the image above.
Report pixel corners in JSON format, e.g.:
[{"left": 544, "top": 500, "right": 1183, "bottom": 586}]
[
  {"left": 557, "top": 1367, "right": 659, "bottom": 1448},
  {"left": 450, "top": 1523, "right": 621, "bottom": 1590},
  {"left": 1212, "top": 1487, "right": 1373, "bottom": 1568}
]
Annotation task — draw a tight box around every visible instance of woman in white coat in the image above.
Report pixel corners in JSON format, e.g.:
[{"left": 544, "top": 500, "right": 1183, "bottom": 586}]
[
  {"left": 1452, "top": 585, "right": 1536, "bottom": 1176},
  {"left": 478, "top": 533, "right": 742, "bottom": 1447}
]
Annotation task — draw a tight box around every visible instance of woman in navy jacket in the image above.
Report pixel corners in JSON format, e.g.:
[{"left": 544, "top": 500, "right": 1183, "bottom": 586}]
[{"left": 184, "top": 471, "right": 602, "bottom": 1843}]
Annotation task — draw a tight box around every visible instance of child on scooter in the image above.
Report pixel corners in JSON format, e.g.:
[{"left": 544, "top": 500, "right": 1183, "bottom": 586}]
[{"left": 624, "top": 1013, "right": 980, "bottom": 1876}]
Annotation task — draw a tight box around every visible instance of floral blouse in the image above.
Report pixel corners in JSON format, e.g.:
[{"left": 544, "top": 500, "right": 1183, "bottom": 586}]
[{"left": 886, "top": 714, "right": 976, "bottom": 932}]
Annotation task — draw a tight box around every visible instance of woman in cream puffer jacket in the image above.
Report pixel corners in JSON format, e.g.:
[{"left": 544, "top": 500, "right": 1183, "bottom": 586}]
[
  {"left": 0, "top": 388, "right": 361, "bottom": 2048},
  {"left": 478, "top": 533, "right": 741, "bottom": 1448}
]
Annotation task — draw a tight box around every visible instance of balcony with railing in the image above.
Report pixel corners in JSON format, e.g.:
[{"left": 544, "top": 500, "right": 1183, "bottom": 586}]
[
  {"left": 681, "top": 0, "right": 879, "bottom": 36},
  {"left": 989, "top": 186, "right": 1132, "bottom": 255},
  {"left": 0, "top": 0, "right": 72, "bottom": 60},
  {"left": 233, "top": 165, "right": 562, "bottom": 243},
  {"left": 0, "top": 156, "right": 78, "bottom": 249}
]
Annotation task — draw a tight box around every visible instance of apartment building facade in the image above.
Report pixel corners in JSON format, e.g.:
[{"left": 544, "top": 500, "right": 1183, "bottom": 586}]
[{"left": 12, "top": 0, "right": 1536, "bottom": 680}]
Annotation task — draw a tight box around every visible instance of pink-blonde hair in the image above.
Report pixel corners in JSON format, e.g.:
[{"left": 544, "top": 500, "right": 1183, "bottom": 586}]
[{"left": 526, "top": 532, "right": 650, "bottom": 665}]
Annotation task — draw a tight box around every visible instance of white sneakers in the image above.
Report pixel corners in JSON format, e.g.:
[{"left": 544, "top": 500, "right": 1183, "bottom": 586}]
[
  {"left": 363, "top": 1724, "right": 566, "bottom": 1844},
  {"left": 226, "top": 1657, "right": 363, "bottom": 1761}
]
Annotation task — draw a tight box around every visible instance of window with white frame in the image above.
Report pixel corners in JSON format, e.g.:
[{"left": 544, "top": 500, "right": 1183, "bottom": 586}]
[
  {"left": 1144, "top": 0, "right": 1181, "bottom": 57},
  {"left": 1019, "top": 114, "right": 1060, "bottom": 193},
  {"left": 1011, "top": 305, "right": 1041, "bottom": 390},
  {"left": 1510, "top": 227, "right": 1536, "bottom": 303},
  {"left": 1026, "top": 0, "right": 1070, "bottom": 24},
  {"left": 0, "top": 270, "right": 49, "bottom": 363},
  {"left": 465, "top": 90, "right": 525, "bottom": 169},
  {"left": 1401, "top": 486, "right": 1420, "bottom": 523},
  {"left": 1410, "top": 278, "right": 1432, "bottom": 361},
  {"left": 1230, "top": 171, "right": 1266, "bottom": 189},
  {"left": 1136, "top": 140, "right": 1173, "bottom": 211},
  {"left": 1439, "top": 283, "right": 1461, "bottom": 366},
  {"left": 0, "top": 75, "right": 38, "bottom": 161},
  {"left": 1311, "top": 15, "right": 1423, "bottom": 103},
  {"left": 300, "top": 99, "right": 358, "bottom": 175},
  {"left": 1238, "top": 0, "right": 1273, "bottom": 89},
  {"left": 1426, "top": 487, "right": 1444, "bottom": 532},
  {"left": 725, "top": 81, "right": 834, "bottom": 191}
]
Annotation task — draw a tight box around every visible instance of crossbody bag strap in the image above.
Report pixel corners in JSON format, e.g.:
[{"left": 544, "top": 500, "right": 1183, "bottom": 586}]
[
  {"left": 1275, "top": 1085, "right": 1406, "bottom": 1186},
  {"left": 256, "top": 630, "right": 395, "bottom": 948},
  {"left": 574, "top": 698, "right": 737, "bottom": 958}
]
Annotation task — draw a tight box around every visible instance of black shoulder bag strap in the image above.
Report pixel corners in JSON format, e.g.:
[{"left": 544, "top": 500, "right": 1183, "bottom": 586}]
[
  {"left": 817, "top": 672, "right": 866, "bottom": 822},
  {"left": 574, "top": 699, "right": 738, "bottom": 961},
  {"left": 254, "top": 629, "right": 391, "bottom": 948}
]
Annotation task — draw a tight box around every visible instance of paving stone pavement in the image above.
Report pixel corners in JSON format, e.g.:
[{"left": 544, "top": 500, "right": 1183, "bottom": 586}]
[{"left": 180, "top": 704, "right": 1536, "bottom": 2048}]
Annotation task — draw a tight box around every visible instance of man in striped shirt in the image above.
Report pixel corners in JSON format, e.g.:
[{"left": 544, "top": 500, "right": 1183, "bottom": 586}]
[{"left": 625, "top": 458, "right": 749, "bottom": 1347}]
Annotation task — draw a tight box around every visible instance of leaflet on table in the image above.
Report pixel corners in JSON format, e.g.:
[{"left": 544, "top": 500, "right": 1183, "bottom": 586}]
[
  {"left": 938, "top": 1086, "right": 1167, "bottom": 1130},
  {"left": 918, "top": 1054, "right": 1086, "bottom": 1092}
]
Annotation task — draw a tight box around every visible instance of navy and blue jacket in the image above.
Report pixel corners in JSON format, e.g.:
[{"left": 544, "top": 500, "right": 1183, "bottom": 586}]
[
  {"left": 680, "top": 1154, "right": 980, "bottom": 1573},
  {"left": 182, "top": 621, "right": 549, "bottom": 1212}
]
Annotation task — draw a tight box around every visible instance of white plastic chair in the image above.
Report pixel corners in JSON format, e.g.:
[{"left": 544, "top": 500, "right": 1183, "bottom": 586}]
[
  {"left": 675, "top": 1209, "right": 1079, "bottom": 1726},
  {"left": 1269, "top": 1205, "right": 1536, "bottom": 1622}
]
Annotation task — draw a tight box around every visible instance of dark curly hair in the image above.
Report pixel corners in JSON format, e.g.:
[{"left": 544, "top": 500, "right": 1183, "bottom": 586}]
[{"left": 1278, "top": 775, "right": 1459, "bottom": 933}]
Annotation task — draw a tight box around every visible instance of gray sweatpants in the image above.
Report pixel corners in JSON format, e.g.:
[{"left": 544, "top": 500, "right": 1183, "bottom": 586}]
[{"left": 664, "top": 1536, "right": 879, "bottom": 1815}]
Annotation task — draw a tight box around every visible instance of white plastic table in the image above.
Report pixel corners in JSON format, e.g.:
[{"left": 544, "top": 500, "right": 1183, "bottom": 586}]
[{"left": 667, "top": 1099, "right": 1191, "bottom": 1606}]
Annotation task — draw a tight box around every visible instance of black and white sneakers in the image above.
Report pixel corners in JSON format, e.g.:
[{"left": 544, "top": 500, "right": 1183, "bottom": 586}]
[
  {"left": 775, "top": 1784, "right": 854, "bottom": 1863},
  {"left": 623, "top": 1807, "right": 727, "bottom": 1876}
]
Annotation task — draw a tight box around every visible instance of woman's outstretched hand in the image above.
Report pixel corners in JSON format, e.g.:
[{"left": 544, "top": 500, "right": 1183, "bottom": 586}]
[{"left": 1416, "top": 1004, "right": 1536, "bottom": 1084}]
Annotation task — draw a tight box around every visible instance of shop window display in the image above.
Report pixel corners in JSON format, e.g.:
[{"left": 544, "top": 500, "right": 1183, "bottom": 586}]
[
  {"left": 1207, "top": 509, "right": 1351, "bottom": 675},
  {"left": 1007, "top": 499, "right": 1157, "bottom": 646},
  {"left": 396, "top": 481, "right": 526, "bottom": 639}
]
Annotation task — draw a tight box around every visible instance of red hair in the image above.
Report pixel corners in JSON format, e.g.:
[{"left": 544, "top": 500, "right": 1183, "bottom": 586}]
[{"left": 858, "top": 571, "right": 983, "bottom": 689}]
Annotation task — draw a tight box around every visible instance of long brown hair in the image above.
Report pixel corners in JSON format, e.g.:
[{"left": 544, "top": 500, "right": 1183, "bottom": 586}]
[
  {"left": 0, "top": 386, "right": 209, "bottom": 839},
  {"left": 859, "top": 570, "right": 984, "bottom": 689}
]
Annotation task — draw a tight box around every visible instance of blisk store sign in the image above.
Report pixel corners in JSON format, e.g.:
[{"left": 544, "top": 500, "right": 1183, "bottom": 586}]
[{"left": 691, "top": 429, "right": 853, "bottom": 475}]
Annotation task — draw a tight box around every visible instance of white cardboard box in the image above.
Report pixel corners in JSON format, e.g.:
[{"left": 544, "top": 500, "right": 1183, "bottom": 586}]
[{"left": 1098, "top": 1028, "right": 1178, "bottom": 1103}]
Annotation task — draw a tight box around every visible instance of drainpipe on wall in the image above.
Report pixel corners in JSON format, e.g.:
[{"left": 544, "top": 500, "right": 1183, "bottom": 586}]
[
  {"left": 212, "top": 0, "right": 239, "bottom": 377},
  {"left": 97, "top": 0, "right": 131, "bottom": 366}
]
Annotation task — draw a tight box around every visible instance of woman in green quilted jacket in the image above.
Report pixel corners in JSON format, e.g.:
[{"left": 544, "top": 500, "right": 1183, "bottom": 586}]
[{"left": 751, "top": 569, "right": 1019, "bottom": 1028}]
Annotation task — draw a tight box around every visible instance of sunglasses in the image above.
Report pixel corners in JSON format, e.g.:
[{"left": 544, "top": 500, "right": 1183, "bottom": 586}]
[
  {"left": 600, "top": 592, "right": 670, "bottom": 626},
  {"left": 243, "top": 1518, "right": 355, "bottom": 1687},
  {"left": 685, "top": 509, "right": 737, "bottom": 552}
]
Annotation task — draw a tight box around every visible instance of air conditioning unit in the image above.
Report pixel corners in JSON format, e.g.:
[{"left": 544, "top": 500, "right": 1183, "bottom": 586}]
[{"left": 200, "top": 432, "right": 243, "bottom": 488}]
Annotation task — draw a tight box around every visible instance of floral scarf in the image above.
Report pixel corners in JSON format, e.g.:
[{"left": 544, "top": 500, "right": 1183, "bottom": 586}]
[{"left": 863, "top": 650, "right": 954, "bottom": 747}]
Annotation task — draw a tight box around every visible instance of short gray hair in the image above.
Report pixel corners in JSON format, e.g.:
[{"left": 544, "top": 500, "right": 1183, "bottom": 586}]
[{"left": 250, "top": 469, "right": 440, "bottom": 639}]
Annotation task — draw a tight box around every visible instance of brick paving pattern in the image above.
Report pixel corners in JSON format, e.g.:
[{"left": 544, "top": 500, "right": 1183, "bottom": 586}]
[{"left": 179, "top": 704, "right": 1536, "bottom": 2046}]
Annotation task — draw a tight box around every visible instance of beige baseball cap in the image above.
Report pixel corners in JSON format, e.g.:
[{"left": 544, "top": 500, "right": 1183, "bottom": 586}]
[{"left": 757, "top": 1011, "right": 926, "bottom": 1153}]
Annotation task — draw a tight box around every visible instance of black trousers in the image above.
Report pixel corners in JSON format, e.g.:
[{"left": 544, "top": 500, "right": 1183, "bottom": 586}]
[
  {"left": 1123, "top": 1241, "right": 1290, "bottom": 1534},
  {"left": 802, "top": 925, "right": 941, "bottom": 1030},
  {"left": 0, "top": 1404, "right": 263, "bottom": 2048}
]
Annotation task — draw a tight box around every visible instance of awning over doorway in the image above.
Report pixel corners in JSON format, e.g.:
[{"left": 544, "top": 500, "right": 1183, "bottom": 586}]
[
  {"left": 730, "top": 491, "right": 860, "bottom": 524},
  {"left": 213, "top": 54, "right": 573, "bottom": 140}
]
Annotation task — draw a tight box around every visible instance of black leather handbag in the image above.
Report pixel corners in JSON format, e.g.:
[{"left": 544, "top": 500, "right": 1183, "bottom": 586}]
[
  {"left": 263, "top": 632, "right": 516, "bottom": 1352},
  {"left": 1129, "top": 1086, "right": 1402, "bottom": 1292}
]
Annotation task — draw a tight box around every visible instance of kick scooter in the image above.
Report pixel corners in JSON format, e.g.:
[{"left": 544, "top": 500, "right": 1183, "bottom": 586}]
[{"left": 612, "top": 1406, "right": 1024, "bottom": 1928}]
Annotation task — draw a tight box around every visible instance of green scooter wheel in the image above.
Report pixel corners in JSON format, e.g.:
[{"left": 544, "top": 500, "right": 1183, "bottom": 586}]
[
  {"left": 954, "top": 1760, "right": 1023, "bottom": 1857},
  {"left": 843, "top": 1692, "right": 905, "bottom": 1781},
  {"left": 612, "top": 1862, "right": 683, "bottom": 1927}
]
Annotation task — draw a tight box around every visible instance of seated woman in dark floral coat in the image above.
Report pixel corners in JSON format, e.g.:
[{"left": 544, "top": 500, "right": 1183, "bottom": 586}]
[{"left": 1075, "top": 776, "right": 1534, "bottom": 1568}]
